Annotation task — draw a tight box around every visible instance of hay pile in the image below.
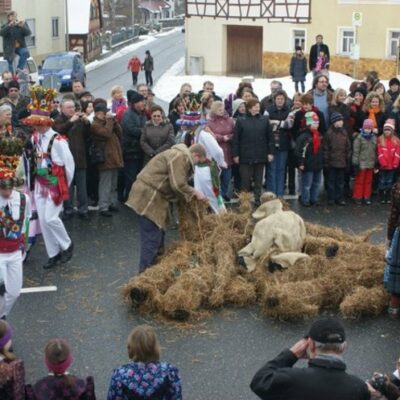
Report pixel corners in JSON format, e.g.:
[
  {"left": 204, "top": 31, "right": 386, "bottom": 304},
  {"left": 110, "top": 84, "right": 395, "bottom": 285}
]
[{"left": 122, "top": 195, "right": 388, "bottom": 321}]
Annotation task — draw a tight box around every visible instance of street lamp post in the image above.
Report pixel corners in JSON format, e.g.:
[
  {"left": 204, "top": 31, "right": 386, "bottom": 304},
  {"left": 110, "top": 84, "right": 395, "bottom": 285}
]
[{"left": 65, "top": 0, "right": 69, "bottom": 51}]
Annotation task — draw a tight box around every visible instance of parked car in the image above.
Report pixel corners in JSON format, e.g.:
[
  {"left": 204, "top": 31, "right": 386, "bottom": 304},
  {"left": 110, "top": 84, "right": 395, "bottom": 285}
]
[
  {"left": 0, "top": 57, "right": 39, "bottom": 84},
  {"left": 38, "top": 52, "right": 86, "bottom": 90}
]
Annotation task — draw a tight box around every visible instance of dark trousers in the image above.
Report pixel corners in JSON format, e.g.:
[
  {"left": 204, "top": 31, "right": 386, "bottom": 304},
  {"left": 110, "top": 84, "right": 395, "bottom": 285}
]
[
  {"left": 379, "top": 169, "right": 395, "bottom": 191},
  {"left": 239, "top": 163, "right": 265, "bottom": 204},
  {"left": 286, "top": 148, "right": 296, "bottom": 195},
  {"left": 232, "top": 164, "right": 241, "bottom": 192},
  {"left": 220, "top": 166, "right": 232, "bottom": 198},
  {"left": 138, "top": 215, "right": 165, "bottom": 272},
  {"left": 64, "top": 168, "right": 88, "bottom": 214},
  {"left": 131, "top": 71, "right": 139, "bottom": 86},
  {"left": 145, "top": 70, "right": 153, "bottom": 86},
  {"left": 294, "top": 81, "right": 305, "bottom": 93},
  {"left": 327, "top": 167, "right": 345, "bottom": 202},
  {"left": 87, "top": 163, "right": 99, "bottom": 203},
  {"left": 123, "top": 159, "right": 143, "bottom": 198}
]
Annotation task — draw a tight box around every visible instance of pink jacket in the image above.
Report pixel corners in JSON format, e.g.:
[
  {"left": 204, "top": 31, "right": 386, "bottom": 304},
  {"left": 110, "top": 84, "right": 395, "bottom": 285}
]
[
  {"left": 377, "top": 136, "right": 400, "bottom": 170},
  {"left": 207, "top": 114, "right": 235, "bottom": 165}
]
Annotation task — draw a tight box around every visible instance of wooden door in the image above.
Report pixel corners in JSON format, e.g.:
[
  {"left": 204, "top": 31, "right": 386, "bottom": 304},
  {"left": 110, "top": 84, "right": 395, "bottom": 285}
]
[{"left": 227, "top": 25, "right": 262, "bottom": 75}]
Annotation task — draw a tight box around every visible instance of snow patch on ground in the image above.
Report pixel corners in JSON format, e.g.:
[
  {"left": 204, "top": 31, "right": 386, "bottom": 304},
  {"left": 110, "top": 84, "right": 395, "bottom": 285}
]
[
  {"left": 86, "top": 35, "right": 156, "bottom": 72},
  {"left": 154, "top": 58, "right": 390, "bottom": 102}
]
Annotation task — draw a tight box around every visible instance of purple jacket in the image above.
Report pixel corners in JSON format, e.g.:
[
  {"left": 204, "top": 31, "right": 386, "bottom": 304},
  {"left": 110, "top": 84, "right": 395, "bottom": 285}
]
[{"left": 207, "top": 114, "right": 235, "bottom": 165}]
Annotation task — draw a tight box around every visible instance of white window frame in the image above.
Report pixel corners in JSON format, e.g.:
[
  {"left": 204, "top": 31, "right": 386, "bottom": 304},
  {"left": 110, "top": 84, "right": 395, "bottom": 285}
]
[
  {"left": 386, "top": 29, "right": 400, "bottom": 59},
  {"left": 25, "top": 19, "right": 36, "bottom": 48},
  {"left": 291, "top": 28, "right": 307, "bottom": 52},
  {"left": 52, "top": 17, "right": 59, "bottom": 38},
  {"left": 337, "top": 26, "right": 356, "bottom": 56}
]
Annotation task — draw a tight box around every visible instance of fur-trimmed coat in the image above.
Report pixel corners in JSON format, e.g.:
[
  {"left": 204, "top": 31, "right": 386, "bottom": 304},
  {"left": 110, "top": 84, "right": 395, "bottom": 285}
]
[{"left": 126, "top": 144, "right": 195, "bottom": 229}]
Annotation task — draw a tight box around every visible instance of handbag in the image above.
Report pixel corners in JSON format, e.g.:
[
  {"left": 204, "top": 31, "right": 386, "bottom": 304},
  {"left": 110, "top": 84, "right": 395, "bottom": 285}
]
[{"left": 88, "top": 141, "right": 105, "bottom": 165}]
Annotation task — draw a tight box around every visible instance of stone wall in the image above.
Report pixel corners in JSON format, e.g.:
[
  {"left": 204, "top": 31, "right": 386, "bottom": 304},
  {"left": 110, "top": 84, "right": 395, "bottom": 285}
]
[{"left": 263, "top": 51, "right": 398, "bottom": 80}]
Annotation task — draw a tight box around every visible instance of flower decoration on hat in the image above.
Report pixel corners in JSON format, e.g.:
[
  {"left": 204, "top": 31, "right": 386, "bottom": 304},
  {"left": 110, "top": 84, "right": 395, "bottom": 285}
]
[
  {"left": 176, "top": 93, "right": 207, "bottom": 127},
  {"left": 0, "top": 135, "right": 24, "bottom": 188},
  {"left": 23, "top": 86, "right": 57, "bottom": 126}
]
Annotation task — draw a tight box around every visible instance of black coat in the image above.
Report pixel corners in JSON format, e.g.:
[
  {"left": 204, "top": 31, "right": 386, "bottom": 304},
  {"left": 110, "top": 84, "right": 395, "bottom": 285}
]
[
  {"left": 290, "top": 56, "right": 307, "bottom": 81},
  {"left": 266, "top": 104, "right": 291, "bottom": 152},
  {"left": 120, "top": 108, "right": 147, "bottom": 161},
  {"left": 250, "top": 349, "right": 370, "bottom": 400},
  {"left": 0, "top": 22, "right": 31, "bottom": 61},
  {"left": 309, "top": 43, "right": 330, "bottom": 70},
  {"left": 295, "top": 128, "right": 324, "bottom": 171},
  {"left": 232, "top": 113, "right": 273, "bottom": 164}
]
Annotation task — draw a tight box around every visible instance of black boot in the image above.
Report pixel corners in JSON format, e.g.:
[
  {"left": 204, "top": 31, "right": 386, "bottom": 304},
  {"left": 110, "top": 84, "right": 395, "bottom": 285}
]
[
  {"left": 386, "top": 190, "right": 392, "bottom": 204},
  {"left": 43, "top": 253, "right": 62, "bottom": 269},
  {"left": 60, "top": 242, "right": 74, "bottom": 264}
]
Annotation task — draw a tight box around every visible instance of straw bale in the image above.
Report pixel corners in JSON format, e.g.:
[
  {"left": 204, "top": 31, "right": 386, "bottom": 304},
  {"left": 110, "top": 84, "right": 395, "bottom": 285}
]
[
  {"left": 224, "top": 276, "right": 257, "bottom": 306},
  {"left": 340, "top": 286, "right": 389, "bottom": 318}
]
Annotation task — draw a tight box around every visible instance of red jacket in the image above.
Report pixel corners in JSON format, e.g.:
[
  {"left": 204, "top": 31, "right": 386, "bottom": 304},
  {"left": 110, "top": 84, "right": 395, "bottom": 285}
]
[
  {"left": 377, "top": 136, "right": 400, "bottom": 170},
  {"left": 128, "top": 57, "right": 141, "bottom": 73}
]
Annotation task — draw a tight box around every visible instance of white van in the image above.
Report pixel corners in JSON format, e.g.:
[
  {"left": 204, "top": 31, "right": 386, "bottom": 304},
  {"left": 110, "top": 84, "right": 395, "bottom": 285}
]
[{"left": 0, "top": 57, "right": 39, "bottom": 84}]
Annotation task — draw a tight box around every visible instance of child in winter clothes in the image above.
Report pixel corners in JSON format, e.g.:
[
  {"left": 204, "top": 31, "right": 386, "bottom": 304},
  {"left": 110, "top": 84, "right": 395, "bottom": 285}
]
[
  {"left": 290, "top": 46, "right": 307, "bottom": 93},
  {"left": 323, "top": 112, "right": 351, "bottom": 205},
  {"left": 295, "top": 111, "right": 323, "bottom": 206},
  {"left": 352, "top": 119, "right": 377, "bottom": 205},
  {"left": 110, "top": 85, "right": 127, "bottom": 114},
  {"left": 377, "top": 120, "right": 400, "bottom": 204},
  {"left": 313, "top": 50, "right": 329, "bottom": 76}
]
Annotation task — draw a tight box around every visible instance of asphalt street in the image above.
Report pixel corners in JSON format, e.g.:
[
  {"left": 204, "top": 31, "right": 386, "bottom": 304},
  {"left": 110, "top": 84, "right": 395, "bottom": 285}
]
[{"left": 8, "top": 32, "right": 400, "bottom": 399}]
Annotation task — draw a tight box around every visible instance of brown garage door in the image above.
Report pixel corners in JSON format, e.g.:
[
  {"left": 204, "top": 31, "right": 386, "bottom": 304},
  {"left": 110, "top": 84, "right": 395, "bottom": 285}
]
[{"left": 227, "top": 25, "right": 262, "bottom": 75}]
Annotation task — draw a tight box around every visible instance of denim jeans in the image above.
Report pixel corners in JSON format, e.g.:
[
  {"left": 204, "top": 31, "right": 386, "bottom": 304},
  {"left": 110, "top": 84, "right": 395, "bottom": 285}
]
[
  {"left": 220, "top": 166, "right": 232, "bottom": 198},
  {"left": 327, "top": 167, "right": 345, "bottom": 202},
  {"left": 64, "top": 168, "right": 88, "bottom": 215},
  {"left": 301, "top": 170, "right": 322, "bottom": 204},
  {"left": 138, "top": 215, "right": 165, "bottom": 272},
  {"left": 267, "top": 151, "right": 288, "bottom": 197},
  {"left": 379, "top": 170, "right": 395, "bottom": 191},
  {"left": 8, "top": 47, "right": 29, "bottom": 72}
]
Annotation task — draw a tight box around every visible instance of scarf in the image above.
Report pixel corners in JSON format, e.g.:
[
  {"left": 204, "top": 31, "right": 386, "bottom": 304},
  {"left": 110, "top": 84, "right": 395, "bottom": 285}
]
[
  {"left": 310, "top": 128, "right": 321, "bottom": 154},
  {"left": 361, "top": 130, "right": 374, "bottom": 140},
  {"left": 368, "top": 107, "right": 380, "bottom": 129}
]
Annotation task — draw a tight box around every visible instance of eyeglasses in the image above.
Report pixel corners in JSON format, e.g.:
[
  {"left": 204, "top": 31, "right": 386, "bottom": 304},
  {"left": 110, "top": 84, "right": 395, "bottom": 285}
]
[
  {"left": 318, "top": 80, "right": 328, "bottom": 84},
  {"left": 152, "top": 114, "right": 162, "bottom": 118}
]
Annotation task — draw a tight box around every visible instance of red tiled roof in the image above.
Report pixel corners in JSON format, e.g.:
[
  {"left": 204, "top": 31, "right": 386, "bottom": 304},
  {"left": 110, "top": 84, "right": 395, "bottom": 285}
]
[{"left": 138, "top": 0, "right": 171, "bottom": 13}]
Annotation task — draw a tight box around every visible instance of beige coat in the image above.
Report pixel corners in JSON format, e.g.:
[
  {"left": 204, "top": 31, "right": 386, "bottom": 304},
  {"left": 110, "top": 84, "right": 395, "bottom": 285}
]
[{"left": 126, "top": 144, "right": 195, "bottom": 229}]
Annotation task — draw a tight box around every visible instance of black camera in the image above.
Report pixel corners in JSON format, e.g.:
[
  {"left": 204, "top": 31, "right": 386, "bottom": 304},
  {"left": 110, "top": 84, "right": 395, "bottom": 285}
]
[{"left": 370, "top": 373, "right": 386, "bottom": 393}]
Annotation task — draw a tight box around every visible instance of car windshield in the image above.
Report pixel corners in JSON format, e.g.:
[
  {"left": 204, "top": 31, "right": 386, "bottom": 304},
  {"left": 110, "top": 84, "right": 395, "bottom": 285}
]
[{"left": 43, "top": 57, "right": 73, "bottom": 71}]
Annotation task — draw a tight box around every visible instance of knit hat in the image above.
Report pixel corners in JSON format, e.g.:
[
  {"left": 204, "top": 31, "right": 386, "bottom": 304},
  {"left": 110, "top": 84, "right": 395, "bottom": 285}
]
[
  {"left": 330, "top": 112, "right": 343, "bottom": 125},
  {"left": 232, "top": 99, "right": 245, "bottom": 116},
  {"left": 94, "top": 103, "right": 110, "bottom": 113},
  {"left": 7, "top": 80, "right": 20, "bottom": 91},
  {"left": 307, "top": 317, "right": 346, "bottom": 344},
  {"left": 23, "top": 86, "right": 57, "bottom": 126},
  {"left": 362, "top": 119, "right": 374, "bottom": 130},
  {"left": 389, "top": 77, "right": 400, "bottom": 87},
  {"left": 383, "top": 119, "right": 396, "bottom": 132},
  {"left": 305, "top": 111, "right": 319, "bottom": 126},
  {"left": 127, "top": 90, "right": 144, "bottom": 104}
]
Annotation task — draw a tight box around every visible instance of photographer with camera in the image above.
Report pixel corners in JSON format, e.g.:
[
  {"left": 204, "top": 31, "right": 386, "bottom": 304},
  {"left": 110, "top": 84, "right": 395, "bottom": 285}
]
[
  {"left": 54, "top": 99, "right": 90, "bottom": 220},
  {"left": 250, "top": 317, "right": 370, "bottom": 400},
  {"left": 0, "top": 11, "right": 31, "bottom": 73},
  {"left": 368, "top": 372, "right": 400, "bottom": 400}
]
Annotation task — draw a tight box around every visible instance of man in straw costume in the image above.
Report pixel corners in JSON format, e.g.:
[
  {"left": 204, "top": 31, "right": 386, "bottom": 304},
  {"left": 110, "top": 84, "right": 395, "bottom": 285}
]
[
  {"left": 177, "top": 96, "right": 226, "bottom": 214},
  {"left": 0, "top": 134, "right": 30, "bottom": 320},
  {"left": 23, "top": 87, "right": 75, "bottom": 270},
  {"left": 126, "top": 143, "right": 206, "bottom": 273}
]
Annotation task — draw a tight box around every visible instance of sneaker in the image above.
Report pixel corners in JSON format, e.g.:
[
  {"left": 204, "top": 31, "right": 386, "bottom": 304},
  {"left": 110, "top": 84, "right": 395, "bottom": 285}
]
[{"left": 60, "top": 242, "right": 74, "bottom": 263}]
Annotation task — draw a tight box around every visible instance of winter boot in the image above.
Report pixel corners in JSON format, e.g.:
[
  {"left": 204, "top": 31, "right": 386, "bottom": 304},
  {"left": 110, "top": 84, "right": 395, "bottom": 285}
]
[{"left": 386, "top": 190, "right": 392, "bottom": 204}]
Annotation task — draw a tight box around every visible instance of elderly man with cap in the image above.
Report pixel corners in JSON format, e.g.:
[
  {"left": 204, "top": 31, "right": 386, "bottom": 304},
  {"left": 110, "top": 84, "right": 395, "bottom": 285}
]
[
  {"left": 0, "top": 135, "right": 30, "bottom": 320},
  {"left": 250, "top": 317, "right": 370, "bottom": 400},
  {"left": 120, "top": 90, "right": 147, "bottom": 200},
  {"left": 24, "top": 87, "right": 75, "bottom": 270}
]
